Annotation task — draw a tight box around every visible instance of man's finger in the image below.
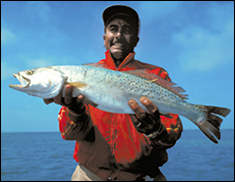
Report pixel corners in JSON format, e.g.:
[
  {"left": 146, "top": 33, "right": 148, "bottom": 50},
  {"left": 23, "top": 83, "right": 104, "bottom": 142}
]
[
  {"left": 54, "top": 91, "right": 63, "bottom": 105},
  {"left": 64, "top": 85, "right": 73, "bottom": 105},
  {"left": 128, "top": 99, "right": 146, "bottom": 119},
  {"left": 139, "top": 96, "right": 161, "bottom": 130},
  {"left": 43, "top": 98, "right": 54, "bottom": 105},
  {"left": 140, "top": 96, "right": 160, "bottom": 116},
  {"left": 67, "top": 94, "right": 86, "bottom": 114},
  {"left": 75, "top": 94, "right": 85, "bottom": 104},
  {"left": 130, "top": 114, "right": 139, "bottom": 125}
]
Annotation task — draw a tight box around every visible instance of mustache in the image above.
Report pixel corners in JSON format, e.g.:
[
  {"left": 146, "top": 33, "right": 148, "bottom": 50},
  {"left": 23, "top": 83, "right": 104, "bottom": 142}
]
[
  {"left": 111, "top": 41, "right": 127, "bottom": 46},
  {"left": 112, "top": 37, "right": 127, "bottom": 44}
]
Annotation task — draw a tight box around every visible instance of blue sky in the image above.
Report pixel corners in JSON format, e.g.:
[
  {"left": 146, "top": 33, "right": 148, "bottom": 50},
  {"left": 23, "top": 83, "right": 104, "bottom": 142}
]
[{"left": 1, "top": 1, "right": 234, "bottom": 132}]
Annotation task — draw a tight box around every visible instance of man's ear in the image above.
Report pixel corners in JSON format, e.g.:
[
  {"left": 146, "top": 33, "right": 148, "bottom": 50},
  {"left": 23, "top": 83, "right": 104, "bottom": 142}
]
[
  {"left": 136, "top": 37, "right": 139, "bottom": 46},
  {"left": 133, "top": 36, "right": 139, "bottom": 47},
  {"left": 103, "top": 34, "right": 108, "bottom": 49}
]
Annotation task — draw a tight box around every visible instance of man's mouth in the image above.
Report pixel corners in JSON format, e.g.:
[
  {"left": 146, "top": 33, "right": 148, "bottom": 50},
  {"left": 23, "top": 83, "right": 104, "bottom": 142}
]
[{"left": 111, "top": 43, "right": 125, "bottom": 49}]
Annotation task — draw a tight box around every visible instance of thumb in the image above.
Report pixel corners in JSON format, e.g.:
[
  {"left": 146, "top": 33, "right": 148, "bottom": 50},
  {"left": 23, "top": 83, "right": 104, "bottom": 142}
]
[{"left": 43, "top": 98, "right": 54, "bottom": 105}]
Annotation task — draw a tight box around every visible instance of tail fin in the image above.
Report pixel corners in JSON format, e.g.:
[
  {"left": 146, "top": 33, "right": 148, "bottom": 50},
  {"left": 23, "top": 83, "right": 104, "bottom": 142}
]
[{"left": 194, "top": 105, "right": 231, "bottom": 144}]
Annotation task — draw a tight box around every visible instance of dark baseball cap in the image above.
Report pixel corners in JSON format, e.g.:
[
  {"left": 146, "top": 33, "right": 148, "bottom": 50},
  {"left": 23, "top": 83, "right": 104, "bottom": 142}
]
[{"left": 103, "top": 5, "right": 140, "bottom": 33}]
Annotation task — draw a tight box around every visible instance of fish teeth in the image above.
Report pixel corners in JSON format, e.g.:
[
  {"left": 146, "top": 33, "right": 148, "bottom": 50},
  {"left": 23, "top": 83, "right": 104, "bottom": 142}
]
[{"left": 12, "top": 73, "right": 29, "bottom": 87}]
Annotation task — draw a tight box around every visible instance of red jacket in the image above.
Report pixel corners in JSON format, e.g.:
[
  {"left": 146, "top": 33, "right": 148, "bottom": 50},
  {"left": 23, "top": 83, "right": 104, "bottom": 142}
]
[{"left": 58, "top": 50, "right": 183, "bottom": 180}]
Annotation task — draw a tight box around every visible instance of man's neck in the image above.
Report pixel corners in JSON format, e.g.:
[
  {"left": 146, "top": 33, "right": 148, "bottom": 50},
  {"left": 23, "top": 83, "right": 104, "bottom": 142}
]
[
  {"left": 110, "top": 52, "right": 129, "bottom": 68},
  {"left": 114, "top": 59, "right": 123, "bottom": 67}
]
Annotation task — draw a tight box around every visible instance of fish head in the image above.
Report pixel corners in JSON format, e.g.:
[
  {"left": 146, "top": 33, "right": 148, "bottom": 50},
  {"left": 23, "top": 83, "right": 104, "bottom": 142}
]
[{"left": 9, "top": 67, "right": 66, "bottom": 99}]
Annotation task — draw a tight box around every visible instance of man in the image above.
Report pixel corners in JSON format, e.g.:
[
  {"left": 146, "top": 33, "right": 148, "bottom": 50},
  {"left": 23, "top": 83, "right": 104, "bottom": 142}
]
[{"left": 44, "top": 5, "right": 183, "bottom": 181}]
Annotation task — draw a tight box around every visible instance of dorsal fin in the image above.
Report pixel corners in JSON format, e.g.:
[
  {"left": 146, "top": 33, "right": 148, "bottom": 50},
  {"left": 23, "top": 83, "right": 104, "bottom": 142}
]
[{"left": 124, "top": 69, "right": 188, "bottom": 100}]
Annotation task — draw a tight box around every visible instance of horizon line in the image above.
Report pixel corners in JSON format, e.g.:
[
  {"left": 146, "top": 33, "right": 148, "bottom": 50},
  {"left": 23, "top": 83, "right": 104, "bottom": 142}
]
[{"left": 1, "top": 128, "right": 234, "bottom": 134}]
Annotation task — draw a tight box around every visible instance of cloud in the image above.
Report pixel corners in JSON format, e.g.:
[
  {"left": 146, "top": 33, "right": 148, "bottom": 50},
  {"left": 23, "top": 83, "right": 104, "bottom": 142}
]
[
  {"left": 24, "top": 1, "right": 51, "bottom": 23},
  {"left": 1, "top": 60, "right": 19, "bottom": 80},
  {"left": 1, "top": 28, "right": 18, "bottom": 80},
  {"left": 1, "top": 28, "right": 16, "bottom": 46},
  {"left": 25, "top": 58, "right": 55, "bottom": 68},
  {"left": 1, "top": 56, "right": 56, "bottom": 81},
  {"left": 172, "top": 5, "right": 234, "bottom": 72},
  {"left": 22, "top": 56, "right": 76, "bottom": 69},
  {"left": 136, "top": 1, "right": 181, "bottom": 26},
  {"left": 18, "top": 54, "right": 61, "bottom": 69}
]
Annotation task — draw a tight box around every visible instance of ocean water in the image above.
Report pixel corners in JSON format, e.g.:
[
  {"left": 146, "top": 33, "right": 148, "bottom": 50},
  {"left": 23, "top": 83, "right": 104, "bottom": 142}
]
[{"left": 1, "top": 129, "right": 234, "bottom": 181}]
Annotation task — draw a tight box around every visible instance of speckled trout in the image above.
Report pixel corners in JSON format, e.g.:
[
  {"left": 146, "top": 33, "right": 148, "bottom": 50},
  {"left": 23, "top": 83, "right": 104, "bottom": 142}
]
[{"left": 9, "top": 65, "right": 230, "bottom": 143}]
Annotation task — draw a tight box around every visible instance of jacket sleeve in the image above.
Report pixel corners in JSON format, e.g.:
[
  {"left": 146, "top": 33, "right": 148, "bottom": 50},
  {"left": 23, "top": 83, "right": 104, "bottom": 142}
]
[
  {"left": 147, "top": 67, "right": 183, "bottom": 149},
  {"left": 58, "top": 106, "right": 93, "bottom": 141}
]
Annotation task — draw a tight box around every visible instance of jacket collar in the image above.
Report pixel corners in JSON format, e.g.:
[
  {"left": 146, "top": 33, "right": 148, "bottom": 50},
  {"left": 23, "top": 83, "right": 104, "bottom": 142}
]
[{"left": 104, "top": 49, "right": 135, "bottom": 71}]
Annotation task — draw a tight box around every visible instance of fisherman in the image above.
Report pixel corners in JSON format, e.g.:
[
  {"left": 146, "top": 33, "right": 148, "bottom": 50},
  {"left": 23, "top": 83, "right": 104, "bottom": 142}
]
[{"left": 44, "top": 5, "right": 183, "bottom": 181}]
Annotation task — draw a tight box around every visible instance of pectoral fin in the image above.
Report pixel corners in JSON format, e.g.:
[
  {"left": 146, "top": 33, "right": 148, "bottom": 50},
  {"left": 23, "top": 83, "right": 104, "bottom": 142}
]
[
  {"left": 67, "top": 82, "right": 87, "bottom": 88},
  {"left": 67, "top": 82, "right": 98, "bottom": 108}
]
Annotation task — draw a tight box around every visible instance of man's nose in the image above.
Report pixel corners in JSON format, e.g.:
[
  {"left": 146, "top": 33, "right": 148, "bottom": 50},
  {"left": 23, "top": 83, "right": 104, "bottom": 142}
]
[{"left": 115, "top": 31, "right": 123, "bottom": 38}]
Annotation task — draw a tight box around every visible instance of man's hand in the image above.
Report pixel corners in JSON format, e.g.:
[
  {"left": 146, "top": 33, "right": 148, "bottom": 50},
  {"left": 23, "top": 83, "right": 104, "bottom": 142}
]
[
  {"left": 128, "top": 96, "right": 163, "bottom": 136},
  {"left": 43, "top": 84, "right": 86, "bottom": 115}
]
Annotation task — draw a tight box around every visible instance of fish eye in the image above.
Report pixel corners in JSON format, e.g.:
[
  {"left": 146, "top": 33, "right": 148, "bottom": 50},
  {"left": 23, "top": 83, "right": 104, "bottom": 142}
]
[{"left": 26, "top": 70, "right": 34, "bottom": 75}]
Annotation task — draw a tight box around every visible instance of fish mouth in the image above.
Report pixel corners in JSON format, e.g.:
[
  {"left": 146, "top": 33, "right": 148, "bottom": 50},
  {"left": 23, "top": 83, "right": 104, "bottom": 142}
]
[{"left": 9, "top": 73, "right": 31, "bottom": 89}]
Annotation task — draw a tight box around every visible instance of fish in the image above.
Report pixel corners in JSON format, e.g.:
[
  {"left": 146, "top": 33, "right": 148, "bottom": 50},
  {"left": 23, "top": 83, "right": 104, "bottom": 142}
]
[{"left": 9, "top": 65, "right": 231, "bottom": 143}]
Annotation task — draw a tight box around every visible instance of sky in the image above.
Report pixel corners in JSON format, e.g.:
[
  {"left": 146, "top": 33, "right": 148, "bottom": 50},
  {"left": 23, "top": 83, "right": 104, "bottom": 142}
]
[{"left": 1, "top": 1, "right": 234, "bottom": 133}]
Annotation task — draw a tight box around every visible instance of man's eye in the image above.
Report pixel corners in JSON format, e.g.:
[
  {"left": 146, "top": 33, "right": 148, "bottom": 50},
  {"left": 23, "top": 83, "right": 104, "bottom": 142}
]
[
  {"left": 123, "top": 28, "right": 131, "bottom": 34},
  {"left": 110, "top": 27, "right": 118, "bottom": 32},
  {"left": 122, "top": 27, "right": 132, "bottom": 34}
]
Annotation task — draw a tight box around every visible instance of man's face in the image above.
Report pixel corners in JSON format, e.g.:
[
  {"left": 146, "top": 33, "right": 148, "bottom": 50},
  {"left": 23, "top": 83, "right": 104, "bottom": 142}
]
[{"left": 104, "top": 18, "right": 139, "bottom": 61}]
